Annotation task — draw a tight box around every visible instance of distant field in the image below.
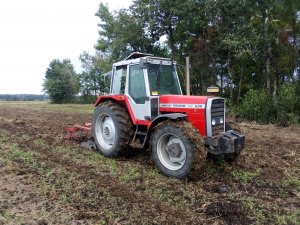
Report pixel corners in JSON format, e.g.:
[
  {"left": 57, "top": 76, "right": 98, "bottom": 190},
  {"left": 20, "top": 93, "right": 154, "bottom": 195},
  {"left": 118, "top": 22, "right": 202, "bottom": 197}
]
[
  {"left": 0, "top": 101, "right": 94, "bottom": 114},
  {"left": 0, "top": 101, "right": 299, "bottom": 224}
]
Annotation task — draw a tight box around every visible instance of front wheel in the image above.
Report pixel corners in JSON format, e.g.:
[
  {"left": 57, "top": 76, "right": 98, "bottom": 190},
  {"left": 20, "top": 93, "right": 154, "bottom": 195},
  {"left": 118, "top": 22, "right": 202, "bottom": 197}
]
[{"left": 150, "top": 121, "right": 195, "bottom": 178}]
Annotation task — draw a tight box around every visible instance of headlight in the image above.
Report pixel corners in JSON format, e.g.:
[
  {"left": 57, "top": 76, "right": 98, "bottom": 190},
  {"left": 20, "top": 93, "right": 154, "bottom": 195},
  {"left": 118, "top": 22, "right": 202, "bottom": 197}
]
[
  {"left": 220, "top": 118, "right": 224, "bottom": 124},
  {"left": 212, "top": 119, "right": 216, "bottom": 126}
]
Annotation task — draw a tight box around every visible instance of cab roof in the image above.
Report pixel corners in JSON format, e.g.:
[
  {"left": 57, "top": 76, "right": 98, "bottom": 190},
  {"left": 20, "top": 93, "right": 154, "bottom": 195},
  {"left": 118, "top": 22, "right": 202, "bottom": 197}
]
[
  {"left": 125, "top": 52, "right": 153, "bottom": 60},
  {"left": 113, "top": 52, "right": 174, "bottom": 67}
]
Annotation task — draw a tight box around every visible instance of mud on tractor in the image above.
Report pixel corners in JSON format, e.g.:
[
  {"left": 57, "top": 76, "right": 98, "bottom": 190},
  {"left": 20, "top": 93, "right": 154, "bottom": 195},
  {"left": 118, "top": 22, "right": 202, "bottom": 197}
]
[{"left": 69, "top": 52, "right": 245, "bottom": 178}]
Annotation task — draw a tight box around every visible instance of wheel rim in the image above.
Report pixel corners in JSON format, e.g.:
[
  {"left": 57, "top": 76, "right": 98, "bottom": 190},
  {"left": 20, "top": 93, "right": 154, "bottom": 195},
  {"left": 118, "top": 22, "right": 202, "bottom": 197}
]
[
  {"left": 95, "top": 113, "right": 116, "bottom": 151},
  {"left": 157, "top": 133, "right": 186, "bottom": 171}
]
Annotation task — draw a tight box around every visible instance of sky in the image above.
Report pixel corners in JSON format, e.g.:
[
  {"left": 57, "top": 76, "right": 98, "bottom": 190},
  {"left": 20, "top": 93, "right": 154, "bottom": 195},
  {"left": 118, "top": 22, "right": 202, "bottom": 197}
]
[{"left": 0, "top": 0, "right": 132, "bottom": 94}]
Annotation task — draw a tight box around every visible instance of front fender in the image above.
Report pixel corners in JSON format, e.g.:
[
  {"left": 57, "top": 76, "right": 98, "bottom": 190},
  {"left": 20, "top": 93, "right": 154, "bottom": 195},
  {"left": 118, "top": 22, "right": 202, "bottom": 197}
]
[{"left": 149, "top": 113, "right": 187, "bottom": 130}]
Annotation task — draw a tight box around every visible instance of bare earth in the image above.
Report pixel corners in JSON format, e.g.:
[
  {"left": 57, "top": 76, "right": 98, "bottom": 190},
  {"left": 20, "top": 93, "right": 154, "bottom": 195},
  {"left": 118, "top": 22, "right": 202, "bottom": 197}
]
[{"left": 0, "top": 102, "right": 299, "bottom": 225}]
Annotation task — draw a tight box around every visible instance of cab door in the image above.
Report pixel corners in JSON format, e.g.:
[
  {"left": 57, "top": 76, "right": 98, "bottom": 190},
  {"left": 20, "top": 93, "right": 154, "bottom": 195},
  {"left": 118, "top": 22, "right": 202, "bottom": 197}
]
[{"left": 126, "top": 64, "right": 151, "bottom": 121}]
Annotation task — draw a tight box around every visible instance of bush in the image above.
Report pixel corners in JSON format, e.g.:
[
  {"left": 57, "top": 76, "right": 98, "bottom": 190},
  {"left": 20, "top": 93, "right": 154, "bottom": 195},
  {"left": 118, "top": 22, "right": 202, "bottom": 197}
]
[
  {"left": 276, "top": 84, "right": 298, "bottom": 126},
  {"left": 237, "top": 89, "right": 274, "bottom": 124},
  {"left": 236, "top": 85, "right": 299, "bottom": 126}
]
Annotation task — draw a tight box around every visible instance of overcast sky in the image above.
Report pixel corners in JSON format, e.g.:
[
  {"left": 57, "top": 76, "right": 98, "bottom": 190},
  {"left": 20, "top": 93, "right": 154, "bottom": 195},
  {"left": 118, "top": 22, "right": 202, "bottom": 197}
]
[{"left": 0, "top": 0, "right": 132, "bottom": 94}]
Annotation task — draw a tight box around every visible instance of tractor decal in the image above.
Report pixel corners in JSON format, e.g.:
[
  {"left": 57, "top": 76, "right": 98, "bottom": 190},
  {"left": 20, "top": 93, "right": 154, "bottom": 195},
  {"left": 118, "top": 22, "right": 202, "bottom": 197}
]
[{"left": 159, "top": 103, "right": 205, "bottom": 109}]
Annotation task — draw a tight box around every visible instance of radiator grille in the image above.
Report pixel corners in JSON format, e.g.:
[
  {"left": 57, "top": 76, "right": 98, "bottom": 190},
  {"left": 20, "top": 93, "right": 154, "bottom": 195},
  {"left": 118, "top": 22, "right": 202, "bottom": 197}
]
[{"left": 211, "top": 99, "right": 225, "bottom": 136}]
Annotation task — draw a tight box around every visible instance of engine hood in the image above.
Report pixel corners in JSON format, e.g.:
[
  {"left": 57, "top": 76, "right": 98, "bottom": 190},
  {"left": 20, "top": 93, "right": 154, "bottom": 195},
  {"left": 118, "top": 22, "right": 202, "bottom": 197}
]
[{"left": 159, "top": 95, "right": 210, "bottom": 110}]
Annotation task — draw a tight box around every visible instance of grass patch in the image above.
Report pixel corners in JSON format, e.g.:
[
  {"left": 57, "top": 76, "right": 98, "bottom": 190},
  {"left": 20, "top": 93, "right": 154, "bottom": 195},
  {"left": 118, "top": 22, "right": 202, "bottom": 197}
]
[
  {"left": 8, "top": 146, "right": 36, "bottom": 164},
  {"left": 33, "top": 139, "right": 49, "bottom": 148},
  {"left": 204, "top": 164, "right": 219, "bottom": 174},
  {"left": 120, "top": 165, "right": 141, "bottom": 182},
  {"left": 275, "top": 209, "right": 300, "bottom": 225},
  {"left": 240, "top": 197, "right": 265, "bottom": 221},
  {"left": 55, "top": 146, "right": 76, "bottom": 155},
  {"left": 0, "top": 101, "right": 94, "bottom": 114},
  {"left": 281, "top": 177, "right": 300, "bottom": 191},
  {"left": 0, "top": 133, "right": 7, "bottom": 143},
  {"left": 40, "top": 103, "right": 94, "bottom": 114},
  {"left": 146, "top": 169, "right": 160, "bottom": 178},
  {"left": 231, "top": 169, "right": 259, "bottom": 182}
]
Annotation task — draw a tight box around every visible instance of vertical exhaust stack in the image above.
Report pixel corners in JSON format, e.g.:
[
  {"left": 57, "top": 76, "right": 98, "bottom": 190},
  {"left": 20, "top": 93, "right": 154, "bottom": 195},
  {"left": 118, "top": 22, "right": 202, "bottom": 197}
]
[{"left": 186, "top": 56, "right": 190, "bottom": 95}]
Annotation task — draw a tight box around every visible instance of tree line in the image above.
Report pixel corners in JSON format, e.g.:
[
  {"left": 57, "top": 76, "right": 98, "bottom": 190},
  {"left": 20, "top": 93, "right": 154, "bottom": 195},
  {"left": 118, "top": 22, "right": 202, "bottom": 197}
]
[
  {"left": 43, "top": 0, "right": 300, "bottom": 125},
  {"left": 0, "top": 94, "right": 49, "bottom": 101}
]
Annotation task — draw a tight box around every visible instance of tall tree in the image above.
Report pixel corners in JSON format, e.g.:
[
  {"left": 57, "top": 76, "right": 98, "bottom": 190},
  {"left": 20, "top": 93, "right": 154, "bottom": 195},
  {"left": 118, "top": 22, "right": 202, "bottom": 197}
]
[
  {"left": 43, "top": 59, "right": 79, "bottom": 103},
  {"left": 95, "top": 3, "right": 166, "bottom": 61},
  {"left": 94, "top": 0, "right": 300, "bottom": 108},
  {"left": 78, "top": 51, "right": 112, "bottom": 103}
]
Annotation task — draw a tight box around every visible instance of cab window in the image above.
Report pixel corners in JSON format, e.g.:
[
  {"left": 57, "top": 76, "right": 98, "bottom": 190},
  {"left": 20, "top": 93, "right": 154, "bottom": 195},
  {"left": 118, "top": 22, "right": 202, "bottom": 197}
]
[
  {"left": 129, "top": 64, "right": 147, "bottom": 104},
  {"left": 148, "top": 64, "right": 181, "bottom": 95},
  {"left": 111, "top": 65, "right": 127, "bottom": 94}
]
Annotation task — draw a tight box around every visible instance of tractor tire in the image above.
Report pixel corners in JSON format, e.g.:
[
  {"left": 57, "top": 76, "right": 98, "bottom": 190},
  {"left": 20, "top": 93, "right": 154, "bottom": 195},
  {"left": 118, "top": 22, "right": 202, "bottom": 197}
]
[
  {"left": 92, "top": 101, "right": 132, "bottom": 157},
  {"left": 150, "top": 121, "right": 195, "bottom": 178},
  {"left": 207, "top": 121, "right": 241, "bottom": 163}
]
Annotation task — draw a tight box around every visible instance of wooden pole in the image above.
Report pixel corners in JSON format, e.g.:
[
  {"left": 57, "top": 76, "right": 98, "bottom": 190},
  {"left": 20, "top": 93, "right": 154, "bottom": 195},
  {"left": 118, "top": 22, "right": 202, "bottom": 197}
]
[{"left": 186, "top": 56, "right": 190, "bottom": 95}]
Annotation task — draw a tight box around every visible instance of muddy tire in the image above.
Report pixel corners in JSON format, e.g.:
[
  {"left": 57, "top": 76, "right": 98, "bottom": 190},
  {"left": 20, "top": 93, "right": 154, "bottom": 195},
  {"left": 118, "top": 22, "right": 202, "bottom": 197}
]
[
  {"left": 207, "top": 121, "right": 241, "bottom": 163},
  {"left": 150, "top": 121, "right": 194, "bottom": 178},
  {"left": 92, "top": 101, "right": 132, "bottom": 157}
]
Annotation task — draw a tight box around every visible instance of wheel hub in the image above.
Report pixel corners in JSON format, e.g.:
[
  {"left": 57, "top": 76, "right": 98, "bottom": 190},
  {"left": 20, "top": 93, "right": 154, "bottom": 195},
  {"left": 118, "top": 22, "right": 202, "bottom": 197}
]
[
  {"left": 103, "top": 126, "right": 110, "bottom": 137},
  {"left": 157, "top": 136, "right": 186, "bottom": 166},
  {"left": 166, "top": 143, "right": 182, "bottom": 158},
  {"left": 95, "top": 114, "right": 116, "bottom": 151}
]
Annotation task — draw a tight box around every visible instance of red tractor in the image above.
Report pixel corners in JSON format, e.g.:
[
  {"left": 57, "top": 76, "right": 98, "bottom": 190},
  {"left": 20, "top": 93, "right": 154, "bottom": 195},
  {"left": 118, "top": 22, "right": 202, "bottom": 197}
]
[{"left": 92, "top": 52, "right": 245, "bottom": 178}]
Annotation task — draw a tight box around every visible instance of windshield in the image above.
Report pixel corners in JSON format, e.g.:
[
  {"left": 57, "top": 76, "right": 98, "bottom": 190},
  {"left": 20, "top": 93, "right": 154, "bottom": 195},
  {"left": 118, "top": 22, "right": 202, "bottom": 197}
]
[{"left": 147, "top": 64, "right": 181, "bottom": 95}]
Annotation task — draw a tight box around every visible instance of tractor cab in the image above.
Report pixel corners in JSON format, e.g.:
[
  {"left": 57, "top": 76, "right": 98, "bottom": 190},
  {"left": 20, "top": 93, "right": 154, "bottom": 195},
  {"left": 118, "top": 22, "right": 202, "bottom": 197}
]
[{"left": 109, "top": 52, "right": 182, "bottom": 120}]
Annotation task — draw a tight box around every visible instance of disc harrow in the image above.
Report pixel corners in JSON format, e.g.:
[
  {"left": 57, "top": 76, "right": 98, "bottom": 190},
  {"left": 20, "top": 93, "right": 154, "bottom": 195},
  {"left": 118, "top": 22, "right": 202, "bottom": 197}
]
[{"left": 63, "top": 123, "right": 92, "bottom": 141}]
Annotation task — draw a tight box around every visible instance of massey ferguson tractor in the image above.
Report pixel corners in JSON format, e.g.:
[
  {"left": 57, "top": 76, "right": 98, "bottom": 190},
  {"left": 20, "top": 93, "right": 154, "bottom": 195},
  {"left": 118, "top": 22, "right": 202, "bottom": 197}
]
[{"left": 89, "top": 52, "right": 245, "bottom": 178}]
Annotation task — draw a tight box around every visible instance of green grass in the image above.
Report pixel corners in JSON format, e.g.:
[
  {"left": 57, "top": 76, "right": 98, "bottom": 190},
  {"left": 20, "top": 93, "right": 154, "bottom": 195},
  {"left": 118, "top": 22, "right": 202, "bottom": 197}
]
[
  {"left": 0, "top": 101, "right": 94, "bottom": 114},
  {"left": 33, "top": 139, "right": 49, "bottom": 148},
  {"left": 0, "top": 133, "right": 7, "bottom": 143},
  {"left": 146, "top": 168, "right": 160, "bottom": 178},
  {"left": 203, "top": 164, "right": 219, "bottom": 174},
  {"left": 39, "top": 103, "right": 94, "bottom": 114},
  {"left": 120, "top": 165, "right": 141, "bottom": 182},
  {"left": 275, "top": 209, "right": 300, "bottom": 225},
  {"left": 8, "top": 146, "right": 35, "bottom": 164},
  {"left": 231, "top": 169, "right": 259, "bottom": 182},
  {"left": 240, "top": 196, "right": 265, "bottom": 221},
  {"left": 281, "top": 177, "right": 300, "bottom": 191}
]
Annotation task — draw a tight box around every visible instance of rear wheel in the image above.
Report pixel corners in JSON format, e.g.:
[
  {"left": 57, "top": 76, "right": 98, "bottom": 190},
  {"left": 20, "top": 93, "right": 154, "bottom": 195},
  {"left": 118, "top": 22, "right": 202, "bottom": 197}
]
[
  {"left": 92, "top": 101, "right": 132, "bottom": 157},
  {"left": 151, "top": 121, "right": 194, "bottom": 178}
]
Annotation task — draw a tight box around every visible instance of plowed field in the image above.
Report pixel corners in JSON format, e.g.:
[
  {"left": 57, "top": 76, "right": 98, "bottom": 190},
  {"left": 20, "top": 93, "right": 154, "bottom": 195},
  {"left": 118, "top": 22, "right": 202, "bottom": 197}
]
[{"left": 0, "top": 102, "right": 299, "bottom": 225}]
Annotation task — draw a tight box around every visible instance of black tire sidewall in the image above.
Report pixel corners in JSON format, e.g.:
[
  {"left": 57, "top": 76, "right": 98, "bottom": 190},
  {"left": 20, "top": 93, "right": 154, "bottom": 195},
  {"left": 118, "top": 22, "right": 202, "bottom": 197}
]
[
  {"left": 92, "top": 104, "right": 123, "bottom": 157},
  {"left": 151, "top": 124, "right": 194, "bottom": 178}
]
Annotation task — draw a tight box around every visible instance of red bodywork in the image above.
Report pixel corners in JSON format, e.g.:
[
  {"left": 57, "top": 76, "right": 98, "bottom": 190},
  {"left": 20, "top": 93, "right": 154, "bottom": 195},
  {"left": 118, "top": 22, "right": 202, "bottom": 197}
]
[
  {"left": 95, "top": 94, "right": 210, "bottom": 137},
  {"left": 159, "top": 95, "right": 209, "bottom": 137},
  {"left": 94, "top": 95, "right": 139, "bottom": 124}
]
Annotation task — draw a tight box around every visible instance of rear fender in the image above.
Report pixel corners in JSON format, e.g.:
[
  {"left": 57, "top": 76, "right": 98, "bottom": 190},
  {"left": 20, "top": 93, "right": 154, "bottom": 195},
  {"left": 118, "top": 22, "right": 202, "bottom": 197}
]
[{"left": 94, "top": 95, "right": 137, "bottom": 124}]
